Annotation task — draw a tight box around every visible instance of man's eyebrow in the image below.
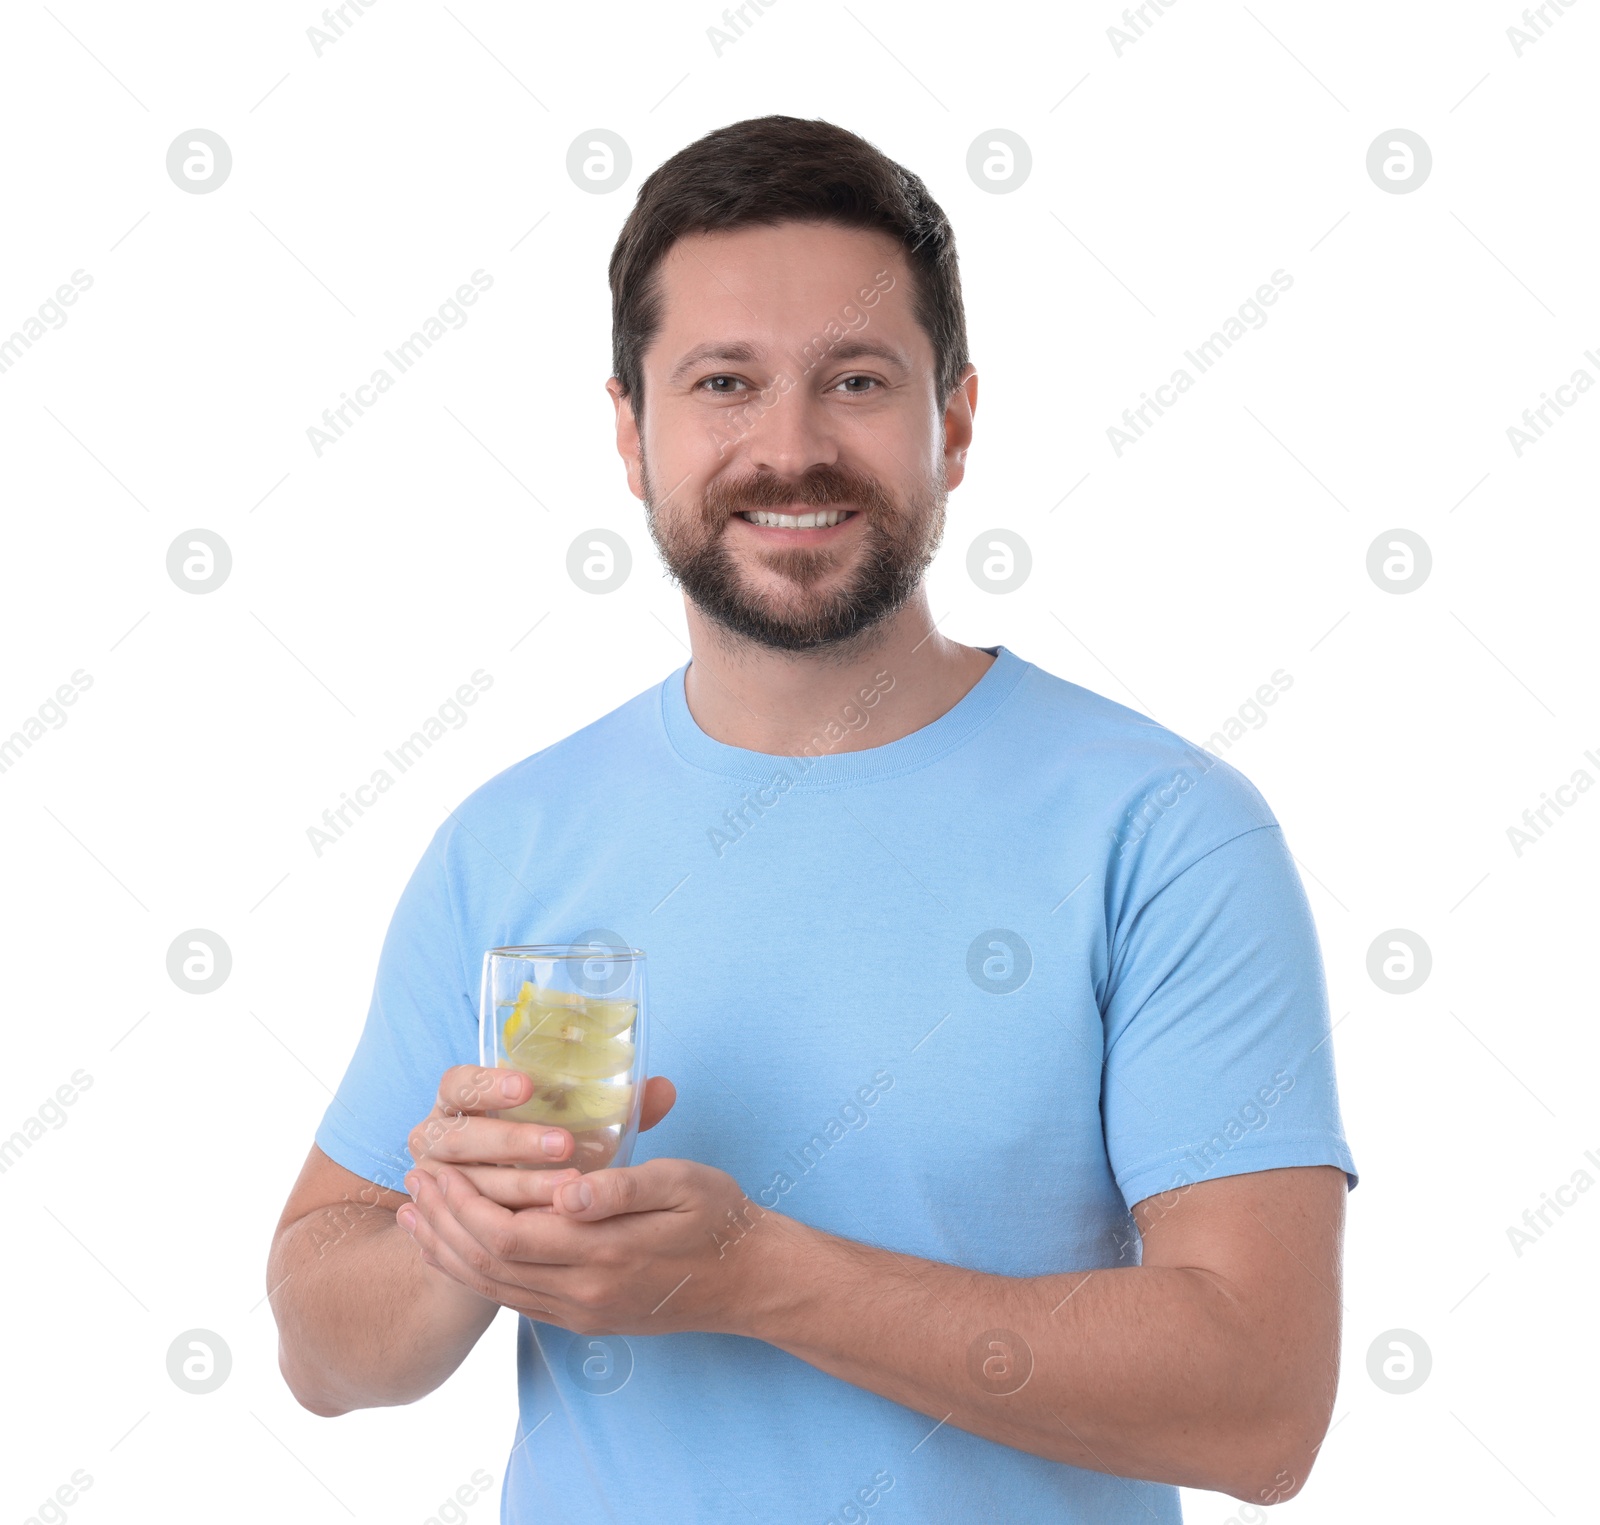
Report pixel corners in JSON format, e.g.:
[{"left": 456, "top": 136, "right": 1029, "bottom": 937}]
[
  {"left": 666, "top": 342, "right": 762, "bottom": 386},
  {"left": 812, "top": 339, "right": 910, "bottom": 371},
  {"left": 666, "top": 337, "right": 911, "bottom": 385}
]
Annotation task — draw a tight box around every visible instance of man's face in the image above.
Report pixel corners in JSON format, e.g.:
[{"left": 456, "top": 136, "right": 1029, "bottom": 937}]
[{"left": 609, "top": 220, "right": 975, "bottom": 654}]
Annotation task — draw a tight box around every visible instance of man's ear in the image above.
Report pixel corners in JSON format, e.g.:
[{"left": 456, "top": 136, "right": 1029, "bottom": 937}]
[
  {"left": 941, "top": 364, "right": 978, "bottom": 491},
  {"left": 606, "top": 377, "right": 645, "bottom": 501}
]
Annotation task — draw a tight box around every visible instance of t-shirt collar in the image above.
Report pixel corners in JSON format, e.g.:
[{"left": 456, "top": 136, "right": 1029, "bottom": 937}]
[{"left": 659, "top": 643, "right": 1028, "bottom": 787}]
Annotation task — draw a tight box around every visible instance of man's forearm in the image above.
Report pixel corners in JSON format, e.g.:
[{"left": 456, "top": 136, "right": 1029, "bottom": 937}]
[
  {"left": 269, "top": 1201, "right": 499, "bottom": 1416},
  {"left": 734, "top": 1213, "right": 1319, "bottom": 1502}
]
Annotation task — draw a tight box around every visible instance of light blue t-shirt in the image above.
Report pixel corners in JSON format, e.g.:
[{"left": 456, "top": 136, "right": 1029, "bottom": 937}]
[{"left": 315, "top": 644, "right": 1358, "bottom": 1524}]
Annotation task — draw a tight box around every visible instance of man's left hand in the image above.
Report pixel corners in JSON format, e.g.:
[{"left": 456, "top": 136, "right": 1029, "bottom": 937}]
[{"left": 398, "top": 1156, "right": 787, "bottom": 1337}]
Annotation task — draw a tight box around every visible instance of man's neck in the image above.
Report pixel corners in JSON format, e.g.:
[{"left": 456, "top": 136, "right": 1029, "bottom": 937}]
[{"left": 679, "top": 591, "right": 997, "bottom": 756}]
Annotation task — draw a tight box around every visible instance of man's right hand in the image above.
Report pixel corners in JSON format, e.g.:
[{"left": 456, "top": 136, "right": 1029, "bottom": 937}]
[{"left": 405, "top": 1066, "right": 677, "bottom": 1210}]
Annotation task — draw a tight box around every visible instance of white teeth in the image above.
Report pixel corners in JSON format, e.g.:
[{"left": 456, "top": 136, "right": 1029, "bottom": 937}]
[{"left": 740, "top": 509, "right": 849, "bottom": 528}]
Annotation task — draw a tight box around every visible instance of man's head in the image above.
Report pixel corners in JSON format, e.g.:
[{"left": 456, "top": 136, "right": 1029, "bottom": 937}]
[{"left": 605, "top": 116, "right": 977, "bottom": 656}]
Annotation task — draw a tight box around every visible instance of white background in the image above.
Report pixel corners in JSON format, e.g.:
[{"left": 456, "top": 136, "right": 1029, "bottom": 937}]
[{"left": 2, "top": 1, "right": 1595, "bottom": 1520}]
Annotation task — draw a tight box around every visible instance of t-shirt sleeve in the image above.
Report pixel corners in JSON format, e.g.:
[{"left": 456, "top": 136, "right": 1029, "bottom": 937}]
[
  {"left": 1100, "top": 822, "right": 1359, "bottom": 1213},
  {"left": 313, "top": 823, "right": 479, "bottom": 1192}
]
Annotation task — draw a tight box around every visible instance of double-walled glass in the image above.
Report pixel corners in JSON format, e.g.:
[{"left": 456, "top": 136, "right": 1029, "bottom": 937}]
[{"left": 479, "top": 944, "right": 647, "bottom": 1173}]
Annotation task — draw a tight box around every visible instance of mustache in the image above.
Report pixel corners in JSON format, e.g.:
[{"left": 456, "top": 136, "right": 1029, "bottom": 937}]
[{"left": 701, "top": 464, "right": 898, "bottom": 517}]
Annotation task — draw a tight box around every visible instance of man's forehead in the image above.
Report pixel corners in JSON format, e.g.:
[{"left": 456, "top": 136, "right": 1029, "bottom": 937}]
[
  {"left": 655, "top": 224, "right": 903, "bottom": 306},
  {"left": 647, "top": 223, "right": 919, "bottom": 366}
]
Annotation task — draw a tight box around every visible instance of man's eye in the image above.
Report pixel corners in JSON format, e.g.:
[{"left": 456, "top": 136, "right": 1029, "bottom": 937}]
[
  {"left": 700, "top": 375, "right": 748, "bottom": 394},
  {"left": 834, "top": 375, "right": 880, "bottom": 394}
]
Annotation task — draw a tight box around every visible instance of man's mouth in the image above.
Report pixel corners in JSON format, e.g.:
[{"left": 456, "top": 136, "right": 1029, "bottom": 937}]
[{"left": 736, "top": 509, "right": 856, "bottom": 529}]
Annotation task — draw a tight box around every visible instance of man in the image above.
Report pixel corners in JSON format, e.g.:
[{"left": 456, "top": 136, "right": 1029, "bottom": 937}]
[{"left": 269, "top": 115, "right": 1358, "bottom": 1522}]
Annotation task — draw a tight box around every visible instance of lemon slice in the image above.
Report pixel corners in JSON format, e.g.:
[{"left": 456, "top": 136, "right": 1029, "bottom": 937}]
[
  {"left": 507, "top": 1030, "right": 634, "bottom": 1082},
  {"left": 526, "top": 981, "right": 585, "bottom": 1008},
  {"left": 578, "top": 998, "right": 637, "bottom": 1037},
  {"left": 505, "top": 1003, "right": 625, "bottom": 1048},
  {"left": 503, "top": 1079, "right": 633, "bottom": 1129},
  {"left": 508, "top": 981, "right": 584, "bottom": 1020},
  {"left": 503, "top": 1001, "right": 570, "bottom": 1046}
]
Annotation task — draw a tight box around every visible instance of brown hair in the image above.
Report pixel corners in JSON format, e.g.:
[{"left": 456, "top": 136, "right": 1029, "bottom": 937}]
[{"left": 608, "top": 115, "right": 968, "bottom": 415}]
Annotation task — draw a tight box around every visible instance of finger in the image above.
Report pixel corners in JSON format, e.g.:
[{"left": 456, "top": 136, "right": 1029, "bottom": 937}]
[
  {"left": 407, "top": 1224, "right": 584, "bottom": 1326},
  {"left": 409, "top": 1112, "right": 574, "bottom": 1168},
  {"left": 411, "top": 1159, "right": 584, "bottom": 1210},
  {"left": 399, "top": 1175, "right": 562, "bottom": 1316},
  {"left": 550, "top": 1156, "right": 681, "bottom": 1220},
  {"left": 639, "top": 1075, "right": 677, "bottom": 1133},
  {"left": 435, "top": 1064, "right": 533, "bottom": 1116},
  {"left": 407, "top": 1163, "right": 591, "bottom": 1274},
  {"left": 436, "top": 1165, "right": 603, "bottom": 1267}
]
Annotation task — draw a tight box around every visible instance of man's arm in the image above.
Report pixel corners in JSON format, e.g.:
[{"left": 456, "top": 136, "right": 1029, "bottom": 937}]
[
  {"left": 393, "top": 1117, "right": 1344, "bottom": 1499},
  {"left": 734, "top": 1163, "right": 1345, "bottom": 1503},
  {"left": 269, "top": 1067, "right": 676, "bottom": 1416},
  {"left": 268, "top": 1144, "right": 501, "bottom": 1416}
]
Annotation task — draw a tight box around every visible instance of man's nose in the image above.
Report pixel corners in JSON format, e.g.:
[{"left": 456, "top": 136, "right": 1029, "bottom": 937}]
[{"left": 737, "top": 382, "right": 841, "bottom": 482}]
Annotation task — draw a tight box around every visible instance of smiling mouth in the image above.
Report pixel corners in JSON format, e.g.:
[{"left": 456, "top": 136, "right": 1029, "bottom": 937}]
[{"left": 737, "top": 509, "right": 855, "bottom": 529}]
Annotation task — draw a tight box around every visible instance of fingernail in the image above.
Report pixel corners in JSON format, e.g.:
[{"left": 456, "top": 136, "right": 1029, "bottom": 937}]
[
  {"left": 541, "top": 1130, "right": 567, "bottom": 1157},
  {"left": 404, "top": 1173, "right": 419, "bottom": 1196},
  {"left": 562, "top": 1181, "right": 592, "bottom": 1211},
  {"left": 502, "top": 1074, "right": 523, "bottom": 1098},
  {"left": 397, "top": 1206, "right": 416, "bottom": 1232}
]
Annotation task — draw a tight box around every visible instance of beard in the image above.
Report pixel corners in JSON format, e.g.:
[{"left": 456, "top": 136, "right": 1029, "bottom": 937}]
[{"left": 641, "top": 453, "right": 947, "bottom": 654}]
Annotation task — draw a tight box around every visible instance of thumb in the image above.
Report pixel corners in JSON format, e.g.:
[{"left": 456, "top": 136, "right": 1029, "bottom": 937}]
[
  {"left": 639, "top": 1075, "right": 677, "bottom": 1132},
  {"left": 554, "top": 1158, "right": 675, "bottom": 1219}
]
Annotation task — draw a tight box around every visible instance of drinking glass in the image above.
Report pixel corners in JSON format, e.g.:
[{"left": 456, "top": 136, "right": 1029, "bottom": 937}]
[{"left": 479, "top": 943, "right": 647, "bottom": 1173}]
